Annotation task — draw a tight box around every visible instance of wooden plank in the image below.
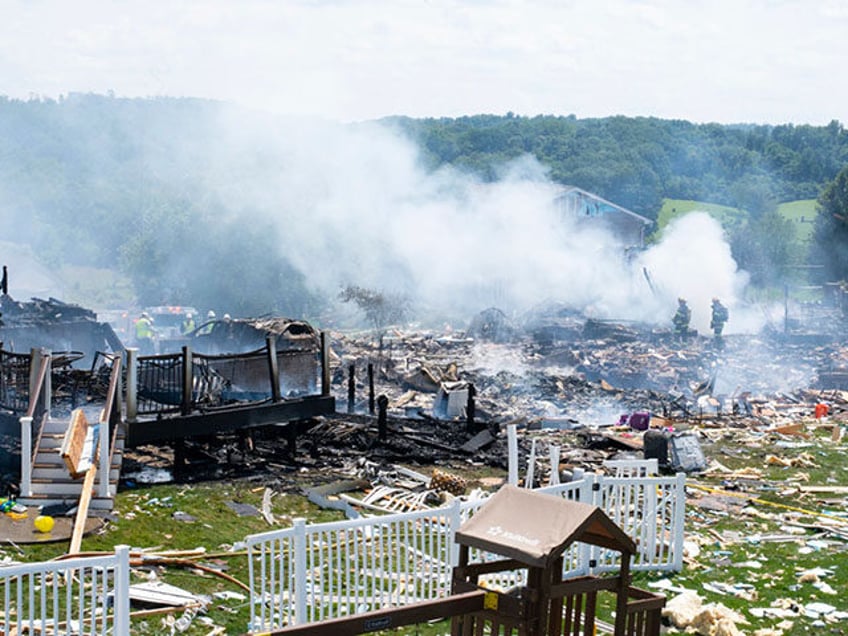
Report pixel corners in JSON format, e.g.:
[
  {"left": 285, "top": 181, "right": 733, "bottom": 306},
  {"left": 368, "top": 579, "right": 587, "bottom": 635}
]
[
  {"left": 61, "top": 409, "right": 88, "bottom": 478},
  {"left": 69, "top": 464, "right": 96, "bottom": 554}
]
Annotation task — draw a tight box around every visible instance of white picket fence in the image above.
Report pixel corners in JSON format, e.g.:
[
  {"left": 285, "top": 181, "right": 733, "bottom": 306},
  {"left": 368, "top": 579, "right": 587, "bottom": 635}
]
[
  {"left": 0, "top": 545, "right": 130, "bottom": 635},
  {"left": 245, "top": 471, "right": 686, "bottom": 632}
]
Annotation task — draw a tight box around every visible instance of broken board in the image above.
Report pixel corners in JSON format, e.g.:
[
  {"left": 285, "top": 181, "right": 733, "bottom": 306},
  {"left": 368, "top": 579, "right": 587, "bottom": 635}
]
[{"left": 61, "top": 409, "right": 99, "bottom": 479}]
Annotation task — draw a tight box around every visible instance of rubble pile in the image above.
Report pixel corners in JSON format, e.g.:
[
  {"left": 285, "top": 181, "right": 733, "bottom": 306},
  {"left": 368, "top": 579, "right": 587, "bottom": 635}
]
[{"left": 134, "top": 314, "right": 848, "bottom": 494}]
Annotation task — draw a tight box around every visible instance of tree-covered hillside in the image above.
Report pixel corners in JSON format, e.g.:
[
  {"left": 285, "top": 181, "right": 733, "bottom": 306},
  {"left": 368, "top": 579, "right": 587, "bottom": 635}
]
[
  {"left": 387, "top": 114, "right": 848, "bottom": 219},
  {"left": 2, "top": 93, "right": 848, "bottom": 314}
]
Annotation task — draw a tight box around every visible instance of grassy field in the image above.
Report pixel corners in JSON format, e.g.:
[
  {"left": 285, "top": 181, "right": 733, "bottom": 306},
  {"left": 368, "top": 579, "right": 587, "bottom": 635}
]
[
  {"left": 776, "top": 199, "right": 818, "bottom": 244},
  {"left": 657, "top": 198, "right": 818, "bottom": 244},
  {"left": 14, "top": 481, "right": 348, "bottom": 634},
  {"left": 656, "top": 199, "right": 748, "bottom": 235}
]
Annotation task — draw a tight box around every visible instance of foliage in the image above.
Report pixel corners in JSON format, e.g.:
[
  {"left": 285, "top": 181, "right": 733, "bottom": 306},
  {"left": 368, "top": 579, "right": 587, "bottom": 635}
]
[
  {"left": 729, "top": 209, "right": 802, "bottom": 286},
  {"left": 812, "top": 164, "right": 848, "bottom": 282},
  {"left": 2, "top": 95, "right": 848, "bottom": 311},
  {"left": 338, "top": 284, "right": 410, "bottom": 335},
  {"left": 389, "top": 115, "right": 848, "bottom": 219}
]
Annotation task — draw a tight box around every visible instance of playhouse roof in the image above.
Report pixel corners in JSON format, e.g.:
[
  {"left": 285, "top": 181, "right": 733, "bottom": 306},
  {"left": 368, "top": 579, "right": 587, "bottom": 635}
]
[{"left": 455, "top": 485, "right": 637, "bottom": 569}]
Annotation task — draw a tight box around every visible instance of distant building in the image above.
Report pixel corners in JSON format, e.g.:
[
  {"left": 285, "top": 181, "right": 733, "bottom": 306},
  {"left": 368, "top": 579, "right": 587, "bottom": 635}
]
[{"left": 554, "top": 187, "right": 652, "bottom": 248}]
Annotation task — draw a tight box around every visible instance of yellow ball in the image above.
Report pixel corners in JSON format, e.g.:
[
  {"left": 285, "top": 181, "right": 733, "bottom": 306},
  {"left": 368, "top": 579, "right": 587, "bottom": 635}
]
[{"left": 34, "top": 515, "right": 54, "bottom": 533}]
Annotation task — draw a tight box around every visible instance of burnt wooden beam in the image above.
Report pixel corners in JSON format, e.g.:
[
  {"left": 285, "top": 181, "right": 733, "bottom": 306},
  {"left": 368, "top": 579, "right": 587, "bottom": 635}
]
[{"left": 126, "top": 395, "right": 335, "bottom": 446}]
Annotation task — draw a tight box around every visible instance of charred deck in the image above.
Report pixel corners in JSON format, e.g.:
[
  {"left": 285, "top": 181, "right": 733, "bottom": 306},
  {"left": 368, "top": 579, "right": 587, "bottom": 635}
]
[{"left": 125, "top": 394, "right": 335, "bottom": 446}]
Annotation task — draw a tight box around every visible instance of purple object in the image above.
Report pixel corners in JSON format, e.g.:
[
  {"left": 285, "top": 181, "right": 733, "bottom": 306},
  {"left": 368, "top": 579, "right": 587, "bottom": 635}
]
[{"left": 628, "top": 412, "right": 651, "bottom": 431}]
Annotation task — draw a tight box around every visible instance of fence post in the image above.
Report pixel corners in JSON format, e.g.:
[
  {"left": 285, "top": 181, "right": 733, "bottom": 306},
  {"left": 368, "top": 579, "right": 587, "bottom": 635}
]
[
  {"left": 20, "top": 416, "right": 32, "bottom": 497},
  {"left": 448, "top": 498, "right": 463, "bottom": 571},
  {"left": 525, "top": 438, "right": 537, "bottom": 488},
  {"left": 293, "top": 518, "right": 308, "bottom": 626},
  {"left": 584, "top": 472, "right": 599, "bottom": 575},
  {"left": 181, "top": 346, "right": 193, "bottom": 416},
  {"left": 320, "top": 332, "right": 330, "bottom": 397},
  {"left": 347, "top": 364, "right": 355, "bottom": 413},
  {"left": 672, "top": 472, "right": 687, "bottom": 571},
  {"left": 28, "top": 348, "right": 40, "bottom": 416},
  {"left": 125, "top": 348, "right": 138, "bottom": 423},
  {"left": 507, "top": 424, "right": 518, "bottom": 486},
  {"left": 266, "top": 336, "right": 282, "bottom": 402},
  {"left": 368, "top": 363, "right": 375, "bottom": 415},
  {"left": 548, "top": 445, "right": 561, "bottom": 485},
  {"left": 113, "top": 545, "right": 131, "bottom": 635}
]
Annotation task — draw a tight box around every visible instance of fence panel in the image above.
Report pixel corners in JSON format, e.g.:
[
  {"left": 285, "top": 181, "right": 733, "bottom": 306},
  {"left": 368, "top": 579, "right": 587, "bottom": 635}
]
[
  {"left": 590, "top": 473, "right": 686, "bottom": 572},
  {"left": 246, "top": 503, "right": 461, "bottom": 631},
  {"left": 135, "top": 352, "right": 185, "bottom": 414},
  {"left": 0, "top": 546, "right": 130, "bottom": 635},
  {"left": 0, "top": 349, "right": 31, "bottom": 413},
  {"left": 245, "top": 473, "right": 685, "bottom": 631}
]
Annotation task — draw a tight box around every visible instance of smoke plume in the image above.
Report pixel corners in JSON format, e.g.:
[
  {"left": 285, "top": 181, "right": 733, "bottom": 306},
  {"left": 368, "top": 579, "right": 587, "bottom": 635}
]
[{"left": 209, "top": 112, "right": 757, "bottom": 330}]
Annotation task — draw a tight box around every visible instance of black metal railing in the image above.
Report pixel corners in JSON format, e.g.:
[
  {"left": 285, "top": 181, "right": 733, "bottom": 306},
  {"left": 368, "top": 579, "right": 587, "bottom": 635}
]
[
  {"left": 134, "top": 342, "right": 322, "bottom": 417},
  {"left": 0, "top": 348, "right": 32, "bottom": 413}
]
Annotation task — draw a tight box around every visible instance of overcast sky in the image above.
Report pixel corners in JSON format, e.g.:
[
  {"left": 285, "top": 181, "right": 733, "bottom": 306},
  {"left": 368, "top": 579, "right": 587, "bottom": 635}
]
[{"left": 1, "top": 0, "right": 846, "bottom": 125}]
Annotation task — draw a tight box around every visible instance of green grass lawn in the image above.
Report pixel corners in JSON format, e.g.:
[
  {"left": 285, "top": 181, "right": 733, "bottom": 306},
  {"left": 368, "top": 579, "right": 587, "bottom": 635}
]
[
  {"left": 14, "top": 482, "right": 348, "bottom": 634},
  {"left": 5, "top": 421, "right": 847, "bottom": 635},
  {"left": 656, "top": 199, "right": 748, "bottom": 236},
  {"left": 776, "top": 199, "right": 818, "bottom": 244},
  {"left": 657, "top": 198, "right": 819, "bottom": 245}
]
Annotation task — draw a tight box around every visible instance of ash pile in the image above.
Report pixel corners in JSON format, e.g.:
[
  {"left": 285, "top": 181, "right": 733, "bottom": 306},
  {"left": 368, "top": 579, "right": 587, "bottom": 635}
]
[{"left": 0, "top": 293, "right": 123, "bottom": 365}]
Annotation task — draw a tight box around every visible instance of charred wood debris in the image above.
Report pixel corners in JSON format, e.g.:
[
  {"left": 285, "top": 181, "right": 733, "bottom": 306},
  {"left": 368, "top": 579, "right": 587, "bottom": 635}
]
[{"left": 121, "top": 306, "right": 848, "bottom": 500}]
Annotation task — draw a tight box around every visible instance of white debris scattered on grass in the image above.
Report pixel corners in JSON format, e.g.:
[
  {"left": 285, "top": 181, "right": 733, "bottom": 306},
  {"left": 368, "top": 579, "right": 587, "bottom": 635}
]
[{"left": 663, "top": 590, "right": 749, "bottom": 634}]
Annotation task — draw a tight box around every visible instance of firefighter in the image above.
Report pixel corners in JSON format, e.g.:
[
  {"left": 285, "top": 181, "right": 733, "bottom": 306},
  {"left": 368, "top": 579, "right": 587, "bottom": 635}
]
[
  {"left": 181, "top": 312, "right": 196, "bottom": 335},
  {"left": 710, "top": 298, "right": 728, "bottom": 335},
  {"left": 710, "top": 298, "right": 729, "bottom": 348},
  {"left": 198, "top": 310, "right": 216, "bottom": 335},
  {"left": 672, "top": 298, "right": 691, "bottom": 340},
  {"left": 135, "top": 311, "right": 155, "bottom": 354}
]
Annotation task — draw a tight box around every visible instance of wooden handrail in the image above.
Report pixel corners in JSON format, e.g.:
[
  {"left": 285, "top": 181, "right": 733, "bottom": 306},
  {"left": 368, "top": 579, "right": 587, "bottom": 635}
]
[
  {"left": 26, "top": 353, "right": 51, "bottom": 418},
  {"left": 102, "top": 354, "right": 124, "bottom": 466},
  {"left": 27, "top": 352, "right": 52, "bottom": 466}
]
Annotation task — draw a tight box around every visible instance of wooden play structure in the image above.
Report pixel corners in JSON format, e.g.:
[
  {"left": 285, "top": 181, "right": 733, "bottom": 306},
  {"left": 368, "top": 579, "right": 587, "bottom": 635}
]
[{"left": 260, "top": 485, "right": 665, "bottom": 636}]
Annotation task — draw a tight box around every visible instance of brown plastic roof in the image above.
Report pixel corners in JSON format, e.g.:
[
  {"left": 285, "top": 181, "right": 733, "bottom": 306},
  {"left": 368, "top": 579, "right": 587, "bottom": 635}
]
[{"left": 455, "top": 485, "right": 637, "bottom": 569}]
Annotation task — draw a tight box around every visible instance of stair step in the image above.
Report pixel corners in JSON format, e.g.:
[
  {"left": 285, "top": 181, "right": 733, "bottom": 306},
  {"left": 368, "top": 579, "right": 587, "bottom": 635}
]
[
  {"left": 31, "top": 467, "right": 121, "bottom": 481},
  {"left": 33, "top": 459, "right": 123, "bottom": 470}
]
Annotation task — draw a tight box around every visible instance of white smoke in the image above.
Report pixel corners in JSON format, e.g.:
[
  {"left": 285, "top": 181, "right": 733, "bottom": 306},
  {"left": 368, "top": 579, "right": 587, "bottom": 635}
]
[
  {"left": 209, "top": 112, "right": 759, "bottom": 330},
  {"left": 634, "top": 212, "right": 757, "bottom": 333}
]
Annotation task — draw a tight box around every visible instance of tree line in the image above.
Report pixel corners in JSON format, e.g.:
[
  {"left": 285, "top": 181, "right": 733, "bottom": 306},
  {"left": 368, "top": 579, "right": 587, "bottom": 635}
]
[{"left": 2, "top": 93, "right": 848, "bottom": 315}]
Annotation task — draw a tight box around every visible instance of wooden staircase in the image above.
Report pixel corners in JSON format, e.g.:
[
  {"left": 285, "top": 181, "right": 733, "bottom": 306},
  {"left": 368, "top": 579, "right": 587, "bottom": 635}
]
[{"left": 18, "top": 408, "right": 126, "bottom": 512}]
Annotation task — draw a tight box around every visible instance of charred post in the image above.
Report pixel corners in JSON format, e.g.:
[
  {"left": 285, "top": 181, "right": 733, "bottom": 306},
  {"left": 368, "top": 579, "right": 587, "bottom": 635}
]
[
  {"left": 377, "top": 394, "right": 389, "bottom": 441},
  {"left": 347, "top": 364, "right": 355, "bottom": 414},
  {"left": 181, "top": 346, "right": 193, "bottom": 416},
  {"left": 266, "top": 335, "right": 282, "bottom": 403},
  {"left": 320, "top": 331, "right": 330, "bottom": 397},
  {"left": 368, "top": 362, "right": 375, "bottom": 415},
  {"left": 465, "top": 383, "right": 477, "bottom": 433},
  {"left": 173, "top": 438, "right": 186, "bottom": 476}
]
